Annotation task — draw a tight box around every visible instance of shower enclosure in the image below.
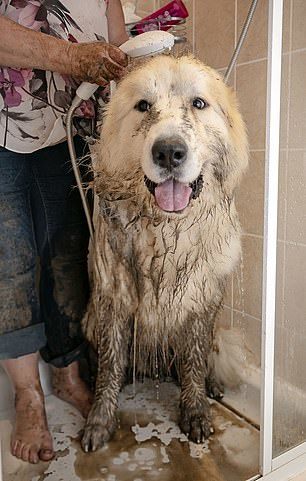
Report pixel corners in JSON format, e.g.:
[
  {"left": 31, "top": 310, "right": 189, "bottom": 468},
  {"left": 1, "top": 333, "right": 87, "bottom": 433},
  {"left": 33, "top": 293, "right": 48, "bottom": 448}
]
[
  {"left": 260, "top": 0, "right": 306, "bottom": 478},
  {"left": 0, "top": 1, "right": 306, "bottom": 480},
  {"left": 216, "top": 0, "right": 306, "bottom": 477}
]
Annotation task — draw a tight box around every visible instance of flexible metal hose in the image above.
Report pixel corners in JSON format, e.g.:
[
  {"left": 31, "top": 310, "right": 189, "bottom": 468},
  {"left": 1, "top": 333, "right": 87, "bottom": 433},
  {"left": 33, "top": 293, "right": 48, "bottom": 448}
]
[
  {"left": 66, "top": 95, "right": 95, "bottom": 241},
  {"left": 225, "top": 0, "right": 259, "bottom": 83}
]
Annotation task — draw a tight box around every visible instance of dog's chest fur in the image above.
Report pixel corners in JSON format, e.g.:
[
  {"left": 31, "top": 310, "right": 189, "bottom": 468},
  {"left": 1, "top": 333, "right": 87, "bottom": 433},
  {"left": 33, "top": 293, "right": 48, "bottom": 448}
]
[{"left": 88, "top": 193, "right": 241, "bottom": 348}]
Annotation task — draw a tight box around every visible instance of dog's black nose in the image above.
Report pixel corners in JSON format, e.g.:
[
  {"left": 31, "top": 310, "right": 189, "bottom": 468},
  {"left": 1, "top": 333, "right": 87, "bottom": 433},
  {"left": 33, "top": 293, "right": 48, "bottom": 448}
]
[{"left": 152, "top": 137, "right": 188, "bottom": 170}]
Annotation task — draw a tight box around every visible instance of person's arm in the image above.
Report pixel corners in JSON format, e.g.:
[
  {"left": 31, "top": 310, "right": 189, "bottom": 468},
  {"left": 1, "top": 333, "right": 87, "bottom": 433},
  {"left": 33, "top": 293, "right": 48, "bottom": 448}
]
[
  {"left": 106, "top": 0, "right": 129, "bottom": 46},
  {"left": 0, "top": 15, "right": 127, "bottom": 85}
]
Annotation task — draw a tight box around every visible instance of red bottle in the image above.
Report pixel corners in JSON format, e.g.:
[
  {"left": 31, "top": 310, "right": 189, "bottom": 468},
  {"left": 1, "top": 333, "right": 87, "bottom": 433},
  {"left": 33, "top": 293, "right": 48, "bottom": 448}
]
[{"left": 130, "top": 0, "right": 189, "bottom": 36}]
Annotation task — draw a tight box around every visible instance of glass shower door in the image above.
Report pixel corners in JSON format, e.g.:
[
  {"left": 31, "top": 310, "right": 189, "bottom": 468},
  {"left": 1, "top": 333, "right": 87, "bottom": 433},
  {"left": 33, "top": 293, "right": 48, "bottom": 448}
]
[
  {"left": 260, "top": 0, "right": 306, "bottom": 476},
  {"left": 272, "top": 0, "right": 306, "bottom": 464}
]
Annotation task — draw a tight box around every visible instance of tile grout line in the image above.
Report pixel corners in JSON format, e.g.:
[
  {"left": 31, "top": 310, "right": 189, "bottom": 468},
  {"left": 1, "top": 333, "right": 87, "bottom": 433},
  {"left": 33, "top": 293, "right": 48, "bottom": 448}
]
[{"left": 280, "top": 0, "right": 294, "bottom": 329}]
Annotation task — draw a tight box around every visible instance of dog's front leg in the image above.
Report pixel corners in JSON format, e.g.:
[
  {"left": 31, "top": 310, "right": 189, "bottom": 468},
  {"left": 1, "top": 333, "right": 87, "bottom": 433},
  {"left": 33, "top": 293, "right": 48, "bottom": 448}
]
[
  {"left": 82, "top": 317, "right": 129, "bottom": 452},
  {"left": 179, "top": 315, "right": 214, "bottom": 443}
]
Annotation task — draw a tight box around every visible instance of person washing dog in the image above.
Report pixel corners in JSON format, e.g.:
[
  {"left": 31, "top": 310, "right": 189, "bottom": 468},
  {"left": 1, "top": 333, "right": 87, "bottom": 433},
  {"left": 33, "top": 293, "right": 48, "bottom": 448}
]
[{"left": 0, "top": 0, "right": 128, "bottom": 465}]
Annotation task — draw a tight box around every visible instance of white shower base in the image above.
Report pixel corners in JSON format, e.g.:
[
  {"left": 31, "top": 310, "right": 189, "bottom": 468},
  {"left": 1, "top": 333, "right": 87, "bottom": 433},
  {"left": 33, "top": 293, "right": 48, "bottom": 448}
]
[{"left": 0, "top": 375, "right": 259, "bottom": 481}]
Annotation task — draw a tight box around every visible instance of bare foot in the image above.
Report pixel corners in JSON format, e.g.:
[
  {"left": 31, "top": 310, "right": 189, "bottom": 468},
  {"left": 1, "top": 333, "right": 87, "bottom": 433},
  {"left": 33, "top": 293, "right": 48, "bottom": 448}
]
[
  {"left": 52, "top": 361, "right": 93, "bottom": 418},
  {"left": 11, "top": 386, "right": 54, "bottom": 464}
]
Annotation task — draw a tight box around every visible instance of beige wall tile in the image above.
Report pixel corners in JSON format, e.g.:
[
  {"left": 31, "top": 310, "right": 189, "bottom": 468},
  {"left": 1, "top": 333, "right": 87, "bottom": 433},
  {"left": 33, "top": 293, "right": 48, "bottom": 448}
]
[
  {"left": 273, "top": 239, "right": 304, "bottom": 392},
  {"left": 183, "top": 0, "right": 194, "bottom": 48},
  {"left": 274, "top": 325, "right": 306, "bottom": 390},
  {"left": 280, "top": 54, "right": 289, "bottom": 150},
  {"left": 275, "top": 237, "right": 306, "bottom": 398},
  {"left": 194, "top": 0, "right": 235, "bottom": 70},
  {"left": 288, "top": 50, "right": 306, "bottom": 149},
  {"left": 233, "top": 235, "right": 263, "bottom": 319},
  {"left": 283, "top": 243, "right": 306, "bottom": 334},
  {"left": 233, "top": 311, "right": 262, "bottom": 366},
  {"left": 135, "top": 0, "right": 156, "bottom": 16},
  {"left": 282, "top": 0, "right": 291, "bottom": 54},
  {"left": 217, "top": 305, "right": 232, "bottom": 329},
  {"left": 236, "top": 60, "right": 267, "bottom": 150},
  {"left": 236, "top": 0, "right": 269, "bottom": 64},
  {"left": 235, "top": 151, "right": 265, "bottom": 236},
  {"left": 275, "top": 239, "right": 285, "bottom": 328},
  {"left": 292, "top": 0, "right": 306, "bottom": 51},
  {"left": 285, "top": 150, "right": 306, "bottom": 243},
  {"left": 277, "top": 151, "right": 287, "bottom": 241}
]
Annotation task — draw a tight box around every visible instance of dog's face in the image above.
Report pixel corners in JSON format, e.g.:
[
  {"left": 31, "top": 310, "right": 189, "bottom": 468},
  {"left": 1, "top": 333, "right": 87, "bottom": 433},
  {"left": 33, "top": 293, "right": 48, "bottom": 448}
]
[{"left": 98, "top": 55, "right": 248, "bottom": 215}]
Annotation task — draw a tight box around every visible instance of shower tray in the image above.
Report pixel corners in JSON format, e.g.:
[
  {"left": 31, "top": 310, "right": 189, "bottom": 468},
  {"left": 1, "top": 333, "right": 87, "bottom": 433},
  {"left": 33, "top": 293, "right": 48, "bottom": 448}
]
[{"left": 0, "top": 378, "right": 260, "bottom": 481}]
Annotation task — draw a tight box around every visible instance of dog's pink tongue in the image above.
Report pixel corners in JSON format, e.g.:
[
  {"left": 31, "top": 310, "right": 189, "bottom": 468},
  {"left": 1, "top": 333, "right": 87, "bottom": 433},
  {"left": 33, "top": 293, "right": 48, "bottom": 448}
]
[{"left": 155, "top": 178, "right": 192, "bottom": 212}]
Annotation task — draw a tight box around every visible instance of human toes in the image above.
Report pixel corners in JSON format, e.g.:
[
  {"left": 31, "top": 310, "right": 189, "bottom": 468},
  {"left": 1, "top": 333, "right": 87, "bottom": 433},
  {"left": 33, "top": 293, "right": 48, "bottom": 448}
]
[
  {"left": 11, "top": 439, "right": 23, "bottom": 459},
  {"left": 29, "top": 445, "right": 40, "bottom": 464},
  {"left": 39, "top": 448, "right": 54, "bottom": 462}
]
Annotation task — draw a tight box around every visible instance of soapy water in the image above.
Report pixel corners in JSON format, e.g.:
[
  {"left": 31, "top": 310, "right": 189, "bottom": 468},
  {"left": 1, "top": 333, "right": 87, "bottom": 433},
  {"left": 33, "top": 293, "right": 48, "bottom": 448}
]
[
  {"left": 1, "top": 380, "right": 259, "bottom": 481},
  {"left": 122, "top": 381, "right": 210, "bottom": 459}
]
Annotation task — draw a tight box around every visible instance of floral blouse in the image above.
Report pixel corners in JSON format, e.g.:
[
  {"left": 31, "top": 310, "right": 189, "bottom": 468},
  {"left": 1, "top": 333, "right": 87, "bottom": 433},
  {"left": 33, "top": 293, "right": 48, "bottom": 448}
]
[{"left": 0, "top": 0, "right": 109, "bottom": 153}]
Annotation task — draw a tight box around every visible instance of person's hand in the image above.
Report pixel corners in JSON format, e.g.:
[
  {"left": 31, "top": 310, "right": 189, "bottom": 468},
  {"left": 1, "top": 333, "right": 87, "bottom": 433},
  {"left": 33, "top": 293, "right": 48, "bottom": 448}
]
[{"left": 68, "top": 42, "right": 128, "bottom": 86}]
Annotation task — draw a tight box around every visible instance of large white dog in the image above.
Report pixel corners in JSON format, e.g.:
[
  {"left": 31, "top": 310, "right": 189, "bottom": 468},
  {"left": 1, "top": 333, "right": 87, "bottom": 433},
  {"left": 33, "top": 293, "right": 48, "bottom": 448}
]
[{"left": 82, "top": 54, "right": 248, "bottom": 452}]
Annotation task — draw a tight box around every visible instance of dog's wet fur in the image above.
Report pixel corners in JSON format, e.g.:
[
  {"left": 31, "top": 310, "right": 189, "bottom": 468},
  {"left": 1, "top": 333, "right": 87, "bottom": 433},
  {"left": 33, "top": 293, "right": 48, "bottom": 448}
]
[{"left": 82, "top": 55, "right": 248, "bottom": 452}]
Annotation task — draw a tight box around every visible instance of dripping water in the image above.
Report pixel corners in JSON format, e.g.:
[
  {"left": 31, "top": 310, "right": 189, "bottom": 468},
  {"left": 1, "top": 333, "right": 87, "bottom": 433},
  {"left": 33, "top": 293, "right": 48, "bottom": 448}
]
[
  {"left": 133, "top": 316, "right": 138, "bottom": 399},
  {"left": 236, "top": 250, "right": 246, "bottom": 321},
  {"left": 235, "top": 251, "right": 248, "bottom": 409},
  {"left": 154, "top": 348, "right": 160, "bottom": 401}
]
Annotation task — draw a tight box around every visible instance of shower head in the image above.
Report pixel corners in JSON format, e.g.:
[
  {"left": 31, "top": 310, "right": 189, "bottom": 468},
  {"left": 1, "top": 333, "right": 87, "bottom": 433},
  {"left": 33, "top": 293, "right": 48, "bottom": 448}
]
[
  {"left": 75, "top": 31, "right": 175, "bottom": 101},
  {"left": 120, "top": 30, "right": 175, "bottom": 58}
]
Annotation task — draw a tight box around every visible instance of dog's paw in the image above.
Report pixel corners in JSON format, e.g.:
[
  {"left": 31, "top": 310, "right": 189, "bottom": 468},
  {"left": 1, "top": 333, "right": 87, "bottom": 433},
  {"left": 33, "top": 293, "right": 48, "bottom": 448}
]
[
  {"left": 206, "top": 378, "right": 224, "bottom": 400},
  {"left": 81, "top": 404, "right": 116, "bottom": 452},
  {"left": 179, "top": 402, "right": 213, "bottom": 444}
]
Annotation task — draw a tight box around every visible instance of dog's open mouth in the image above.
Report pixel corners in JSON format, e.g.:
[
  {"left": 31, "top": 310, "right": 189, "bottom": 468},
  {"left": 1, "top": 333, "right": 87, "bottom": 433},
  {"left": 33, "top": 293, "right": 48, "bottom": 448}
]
[{"left": 144, "top": 174, "right": 203, "bottom": 213}]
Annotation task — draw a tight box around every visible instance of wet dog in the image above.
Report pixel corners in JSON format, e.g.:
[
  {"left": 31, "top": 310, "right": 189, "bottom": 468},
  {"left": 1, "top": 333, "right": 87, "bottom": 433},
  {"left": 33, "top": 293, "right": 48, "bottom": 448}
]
[{"left": 82, "top": 55, "right": 248, "bottom": 452}]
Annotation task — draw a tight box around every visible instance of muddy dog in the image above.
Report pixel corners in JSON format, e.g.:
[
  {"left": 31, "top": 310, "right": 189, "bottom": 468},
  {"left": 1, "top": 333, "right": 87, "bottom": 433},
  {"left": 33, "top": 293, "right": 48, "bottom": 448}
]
[{"left": 82, "top": 55, "right": 248, "bottom": 452}]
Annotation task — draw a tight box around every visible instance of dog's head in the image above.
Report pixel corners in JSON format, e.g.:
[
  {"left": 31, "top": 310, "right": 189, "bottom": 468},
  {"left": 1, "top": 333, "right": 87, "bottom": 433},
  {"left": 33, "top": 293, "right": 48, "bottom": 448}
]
[{"left": 96, "top": 55, "right": 248, "bottom": 216}]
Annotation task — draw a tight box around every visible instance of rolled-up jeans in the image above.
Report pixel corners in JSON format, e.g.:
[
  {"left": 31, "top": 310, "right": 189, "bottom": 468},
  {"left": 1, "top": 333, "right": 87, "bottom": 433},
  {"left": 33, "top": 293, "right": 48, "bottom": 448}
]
[{"left": 0, "top": 137, "right": 91, "bottom": 367}]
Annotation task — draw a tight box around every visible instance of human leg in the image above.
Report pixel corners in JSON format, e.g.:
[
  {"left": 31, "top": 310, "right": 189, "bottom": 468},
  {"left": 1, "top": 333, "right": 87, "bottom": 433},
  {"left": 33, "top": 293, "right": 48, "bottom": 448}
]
[
  {"left": 0, "top": 147, "right": 53, "bottom": 462},
  {"left": 31, "top": 138, "right": 93, "bottom": 416},
  {"left": 2, "top": 353, "right": 53, "bottom": 463}
]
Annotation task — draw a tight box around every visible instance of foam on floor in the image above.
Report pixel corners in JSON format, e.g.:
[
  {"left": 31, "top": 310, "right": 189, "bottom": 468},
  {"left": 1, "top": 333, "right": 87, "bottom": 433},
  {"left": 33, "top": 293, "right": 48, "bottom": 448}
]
[{"left": 0, "top": 381, "right": 259, "bottom": 481}]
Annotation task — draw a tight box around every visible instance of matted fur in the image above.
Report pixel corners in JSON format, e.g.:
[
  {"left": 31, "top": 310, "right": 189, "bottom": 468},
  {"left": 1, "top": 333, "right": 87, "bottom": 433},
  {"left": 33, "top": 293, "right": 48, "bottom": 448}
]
[{"left": 82, "top": 55, "right": 248, "bottom": 451}]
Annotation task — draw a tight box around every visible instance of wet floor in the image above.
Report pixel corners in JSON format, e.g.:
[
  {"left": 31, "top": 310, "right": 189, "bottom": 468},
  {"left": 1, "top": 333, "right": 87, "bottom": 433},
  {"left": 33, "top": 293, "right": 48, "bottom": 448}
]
[{"left": 1, "top": 381, "right": 259, "bottom": 481}]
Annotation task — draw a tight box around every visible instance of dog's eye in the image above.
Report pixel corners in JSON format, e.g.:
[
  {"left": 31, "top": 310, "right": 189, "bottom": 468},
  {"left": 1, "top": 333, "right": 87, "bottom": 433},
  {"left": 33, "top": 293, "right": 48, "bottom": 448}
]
[
  {"left": 135, "top": 100, "right": 151, "bottom": 112},
  {"left": 192, "top": 98, "right": 208, "bottom": 110}
]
